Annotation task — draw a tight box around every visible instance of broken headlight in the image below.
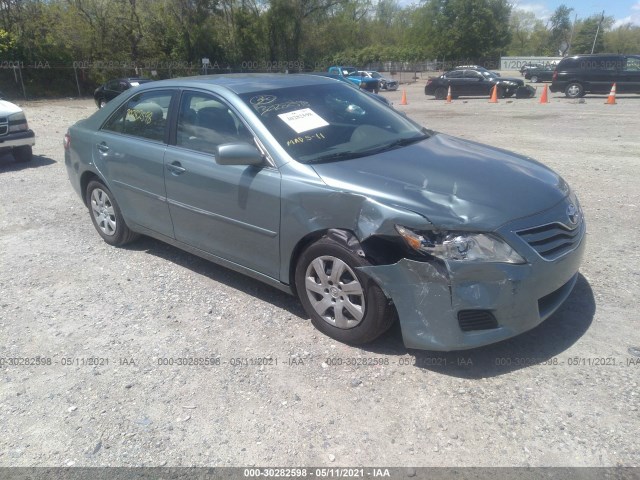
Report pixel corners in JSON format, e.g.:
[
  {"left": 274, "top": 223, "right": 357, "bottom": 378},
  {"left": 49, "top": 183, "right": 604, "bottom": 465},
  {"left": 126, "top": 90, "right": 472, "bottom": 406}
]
[{"left": 395, "top": 225, "right": 525, "bottom": 264}]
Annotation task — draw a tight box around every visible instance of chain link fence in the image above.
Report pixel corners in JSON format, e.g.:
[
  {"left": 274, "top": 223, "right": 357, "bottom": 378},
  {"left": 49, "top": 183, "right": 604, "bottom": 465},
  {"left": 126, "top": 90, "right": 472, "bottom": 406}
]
[{"left": 0, "top": 57, "right": 501, "bottom": 100}]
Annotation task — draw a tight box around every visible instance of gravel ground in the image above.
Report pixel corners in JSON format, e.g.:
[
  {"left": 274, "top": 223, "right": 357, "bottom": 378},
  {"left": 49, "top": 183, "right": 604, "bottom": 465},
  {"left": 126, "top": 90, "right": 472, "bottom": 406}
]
[{"left": 0, "top": 77, "right": 639, "bottom": 469}]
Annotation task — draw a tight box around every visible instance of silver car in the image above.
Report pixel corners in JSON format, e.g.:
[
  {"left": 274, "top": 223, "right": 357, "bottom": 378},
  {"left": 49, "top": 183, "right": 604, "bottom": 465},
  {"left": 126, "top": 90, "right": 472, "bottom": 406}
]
[{"left": 64, "top": 74, "right": 585, "bottom": 351}]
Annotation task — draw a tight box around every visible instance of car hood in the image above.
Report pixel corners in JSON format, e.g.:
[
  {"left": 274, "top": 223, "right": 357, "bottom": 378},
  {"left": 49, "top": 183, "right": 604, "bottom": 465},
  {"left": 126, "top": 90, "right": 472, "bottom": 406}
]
[
  {"left": 0, "top": 100, "right": 23, "bottom": 115},
  {"left": 310, "top": 133, "right": 568, "bottom": 231}
]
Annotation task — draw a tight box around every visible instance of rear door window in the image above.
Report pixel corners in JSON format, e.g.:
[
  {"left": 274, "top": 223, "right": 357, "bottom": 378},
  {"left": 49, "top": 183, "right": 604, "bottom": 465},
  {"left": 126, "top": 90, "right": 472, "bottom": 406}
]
[{"left": 102, "top": 90, "right": 175, "bottom": 143}]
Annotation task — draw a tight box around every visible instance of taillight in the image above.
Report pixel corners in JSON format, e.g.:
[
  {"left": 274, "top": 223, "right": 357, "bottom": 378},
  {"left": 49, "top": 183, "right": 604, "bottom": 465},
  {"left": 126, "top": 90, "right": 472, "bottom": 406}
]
[{"left": 63, "top": 133, "right": 71, "bottom": 150}]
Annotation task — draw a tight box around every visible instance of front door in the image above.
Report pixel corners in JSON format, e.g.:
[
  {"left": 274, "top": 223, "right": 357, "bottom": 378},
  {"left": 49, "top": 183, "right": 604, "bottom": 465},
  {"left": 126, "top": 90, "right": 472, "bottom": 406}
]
[{"left": 164, "top": 91, "right": 282, "bottom": 279}]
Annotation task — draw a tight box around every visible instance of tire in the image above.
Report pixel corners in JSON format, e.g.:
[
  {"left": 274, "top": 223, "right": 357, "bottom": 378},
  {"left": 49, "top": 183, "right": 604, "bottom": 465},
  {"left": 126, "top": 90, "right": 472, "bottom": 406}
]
[
  {"left": 565, "top": 82, "right": 584, "bottom": 99},
  {"left": 86, "top": 180, "right": 139, "bottom": 246},
  {"left": 531, "top": 75, "right": 539, "bottom": 83},
  {"left": 295, "top": 237, "right": 395, "bottom": 345},
  {"left": 98, "top": 98, "right": 107, "bottom": 109},
  {"left": 13, "top": 145, "right": 32, "bottom": 163},
  {"left": 434, "top": 87, "right": 447, "bottom": 100}
]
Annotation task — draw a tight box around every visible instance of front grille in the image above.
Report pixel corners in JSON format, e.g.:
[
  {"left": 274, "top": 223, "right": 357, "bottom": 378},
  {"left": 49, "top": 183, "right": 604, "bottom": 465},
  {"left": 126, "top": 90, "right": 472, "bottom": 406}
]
[
  {"left": 517, "top": 221, "right": 584, "bottom": 261},
  {"left": 458, "top": 310, "right": 498, "bottom": 332}
]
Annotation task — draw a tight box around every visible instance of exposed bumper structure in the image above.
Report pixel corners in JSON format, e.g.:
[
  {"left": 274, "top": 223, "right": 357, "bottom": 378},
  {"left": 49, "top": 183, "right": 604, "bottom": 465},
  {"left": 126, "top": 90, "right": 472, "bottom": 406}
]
[{"left": 359, "top": 200, "right": 587, "bottom": 351}]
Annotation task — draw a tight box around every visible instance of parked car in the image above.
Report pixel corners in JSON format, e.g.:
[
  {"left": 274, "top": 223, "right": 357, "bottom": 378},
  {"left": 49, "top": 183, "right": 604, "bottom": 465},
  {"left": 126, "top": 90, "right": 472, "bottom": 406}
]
[
  {"left": 550, "top": 54, "right": 640, "bottom": 98},
  {"left": 525, "top": 66, "right": 554, "bottom": 83},
  {"left": 304, "top": 72, "right": 393, "bottom": 108},
  {"left": 327, "top": 66, "right": 380, "bottom": 92},
  {"left": 93, "top": 77, "right": 152, "bottom": 108},
  {"left": 519, "top": 63, "right": 546, "bottom": 76},
  {"left": 455, "top": 65, "right": 501, "bottom": 77},
  {"left": 425, "top": 68, "right": 529, "bottom": 99},
  {"left": 64, "top": 74, "right": 585, "bottom": 351},
  {"left": 0, "top": 97, "right": 35, "bottom": 162},
  {"left": 360, "top": 71, "right": 399, "bottom": 91}
]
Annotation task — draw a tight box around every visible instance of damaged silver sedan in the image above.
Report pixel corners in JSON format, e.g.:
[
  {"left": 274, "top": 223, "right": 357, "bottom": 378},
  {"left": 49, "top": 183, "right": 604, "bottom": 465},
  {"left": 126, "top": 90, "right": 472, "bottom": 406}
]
[{"left": 64, "top": 74, "right": 585, "bottom": 351}]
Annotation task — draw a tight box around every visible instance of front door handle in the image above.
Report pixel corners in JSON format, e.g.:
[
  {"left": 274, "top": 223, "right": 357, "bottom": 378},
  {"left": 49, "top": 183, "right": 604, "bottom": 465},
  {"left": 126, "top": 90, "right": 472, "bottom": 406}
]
[{"left": 167, "top": 161, "right": 186, "bottom": 175}]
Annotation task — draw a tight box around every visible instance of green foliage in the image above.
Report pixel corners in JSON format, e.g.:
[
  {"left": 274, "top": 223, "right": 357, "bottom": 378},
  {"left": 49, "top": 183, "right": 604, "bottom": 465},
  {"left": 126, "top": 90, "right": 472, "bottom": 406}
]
[
  {"left": 571, "top": 14, "right": 614, "bottom": 54},
  {"left": 0, "top": 0, "right": 635, "bottom": 98},
  {"left": 605, "top": 24, "right": 640, "bottom": 53}
]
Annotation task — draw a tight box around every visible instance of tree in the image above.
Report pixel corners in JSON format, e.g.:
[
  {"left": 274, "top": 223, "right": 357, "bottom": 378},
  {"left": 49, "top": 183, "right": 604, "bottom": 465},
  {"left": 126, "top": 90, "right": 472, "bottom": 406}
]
[
  {"left": 548, "top": 4, "right": 573, "bottom": 55},
  {"left": 411, "top": 0, "right": 512, "bottom": 59},
  {"left": 508, "top": 9, "right": 545, "bottom": 55},
  {"left": 571, "top": 14, "right": 614, "bottom": 54},
  {"left": 605, "top": 24, "right": 640, "bottom": 53}
]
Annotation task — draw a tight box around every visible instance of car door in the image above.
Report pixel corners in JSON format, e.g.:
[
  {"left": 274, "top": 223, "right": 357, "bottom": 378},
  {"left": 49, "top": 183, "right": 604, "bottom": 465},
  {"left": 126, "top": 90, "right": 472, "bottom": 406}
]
[
  {"left": 94, "top": 89, "right": 176, "bottom": 238},
  {"left": 442, "top": 70, "right": 464, "bottom": 95},
  {"left": 585, "top": 56, "right": 620, "bottom": 93},
  {"left": 618, "top": 56, "right": 640, "bottom": 93},
  {"left": 462, "top": 70, "right": 489, "bottom": 96},
  {"left": 163, "top": 90, "right": 282, "bottom": 279}
]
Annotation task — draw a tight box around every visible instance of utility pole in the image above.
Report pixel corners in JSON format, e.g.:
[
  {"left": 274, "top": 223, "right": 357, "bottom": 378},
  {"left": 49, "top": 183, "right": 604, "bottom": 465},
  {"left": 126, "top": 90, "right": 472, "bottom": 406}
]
[
  {"left": 591, "top": 11, "right": 605, "bottom": 54},
  {"left": 567, "top": 13, "right": 578, "bottom": 56}
]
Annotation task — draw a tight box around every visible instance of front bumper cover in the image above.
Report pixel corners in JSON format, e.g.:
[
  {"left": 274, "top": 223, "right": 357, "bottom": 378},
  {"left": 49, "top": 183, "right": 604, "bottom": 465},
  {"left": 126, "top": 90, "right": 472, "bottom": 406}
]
[
  {"left": 358, "top": 200, "right": 586, "bottom": 351},
  {"left": 0, "top": 129, "right": 35, "bottom": 150}
]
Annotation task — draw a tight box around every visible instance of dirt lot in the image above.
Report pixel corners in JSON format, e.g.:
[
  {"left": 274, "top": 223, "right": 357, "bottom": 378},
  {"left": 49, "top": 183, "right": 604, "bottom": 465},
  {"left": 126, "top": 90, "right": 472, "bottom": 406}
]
[{"left": 1, "top": 78, "right": 639, "bottom": 469}]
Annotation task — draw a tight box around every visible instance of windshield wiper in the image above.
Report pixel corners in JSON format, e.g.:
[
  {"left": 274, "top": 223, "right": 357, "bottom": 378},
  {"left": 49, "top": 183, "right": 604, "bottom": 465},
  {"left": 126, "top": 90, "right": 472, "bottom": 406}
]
[
  {"left": 369, "top": 134, "right": 430, "bottom": 154},
  {"left": 305, "top": 150, "right": 368, "bottom": 164}
]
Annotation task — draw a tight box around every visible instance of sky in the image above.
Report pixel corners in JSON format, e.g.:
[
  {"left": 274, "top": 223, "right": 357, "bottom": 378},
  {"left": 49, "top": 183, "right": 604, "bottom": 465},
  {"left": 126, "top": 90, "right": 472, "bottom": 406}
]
[
  {"left": 396, "top": 1, "right": 640, "bottom": 27},
  {"left": 510, "top": 1, "right": 640, "bottom": 27}
]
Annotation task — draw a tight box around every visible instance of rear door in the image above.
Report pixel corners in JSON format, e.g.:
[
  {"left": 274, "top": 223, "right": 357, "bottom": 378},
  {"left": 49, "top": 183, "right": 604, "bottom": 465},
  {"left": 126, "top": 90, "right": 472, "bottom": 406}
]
[
  {"left": 94, "top": 89, "right": 176, "bottom": 238},
  {"left": 442, "top": 70, "right": 464, "bottom": 95}
]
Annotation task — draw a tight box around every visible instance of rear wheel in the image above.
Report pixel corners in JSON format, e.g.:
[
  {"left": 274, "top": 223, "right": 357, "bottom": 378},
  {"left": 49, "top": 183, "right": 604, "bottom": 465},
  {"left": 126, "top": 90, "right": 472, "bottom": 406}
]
[
  {"left": 13, "top": 145, "right": 32, "bottom": 163},
  {"left": 531, "top": 75, "right": 539, "bottom": 83},
  {"left": 86, "top": 180, "right": 139, "bottom": 246},
  {"left": 98, "top": 98, "right": 107, "bottom": 108},
  {"left": 565, "top": 82, "right": 584, "bottom": 99},
  {"left": 434, "top": 87, "right": 447, "bottom": 100},
  {"left": 295, "top": 237, "right": 395, "bottom": 345}
]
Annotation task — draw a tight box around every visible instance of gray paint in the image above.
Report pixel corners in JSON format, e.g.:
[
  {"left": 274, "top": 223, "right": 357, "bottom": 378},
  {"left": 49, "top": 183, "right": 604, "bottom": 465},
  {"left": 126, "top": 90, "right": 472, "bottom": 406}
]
[{"left": 64, "top": 74, "right": 586, "bottom": 351}]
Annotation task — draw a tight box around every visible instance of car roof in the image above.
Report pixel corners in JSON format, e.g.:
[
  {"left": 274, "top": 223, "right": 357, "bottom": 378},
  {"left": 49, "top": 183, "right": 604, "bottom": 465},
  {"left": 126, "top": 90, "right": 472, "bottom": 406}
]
[{"left": 137, "top": 73, "right": 338, "bottom": 95}]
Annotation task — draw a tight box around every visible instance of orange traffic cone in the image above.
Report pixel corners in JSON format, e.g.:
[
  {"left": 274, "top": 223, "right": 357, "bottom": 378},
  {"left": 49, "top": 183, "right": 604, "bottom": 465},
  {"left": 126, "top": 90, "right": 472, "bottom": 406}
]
[
  {"left": 539, "top": 84, "right": 549, "bottom": 104},
  {"left": 400, "top": 90, "right": 408, "bottom": 105},
  {"left": 446, "top": 86, "right": 452, "bottom": 103},
  {"left": 605, "top": 83, "right": 617, "bottom": 104},
  {"left": 489, "top": 84, "right": 499, "bottom": 103}
]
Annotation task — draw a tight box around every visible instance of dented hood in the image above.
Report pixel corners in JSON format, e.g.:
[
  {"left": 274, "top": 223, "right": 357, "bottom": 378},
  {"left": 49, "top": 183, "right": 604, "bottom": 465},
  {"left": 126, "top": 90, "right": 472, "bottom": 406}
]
[{"left": 310, "top": 133, "right": 569, "bottom": 231}]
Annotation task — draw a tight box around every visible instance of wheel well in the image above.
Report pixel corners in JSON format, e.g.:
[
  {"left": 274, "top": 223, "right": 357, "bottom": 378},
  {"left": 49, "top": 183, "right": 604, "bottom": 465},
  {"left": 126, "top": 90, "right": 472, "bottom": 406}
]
[
  {"left": 80, "top": 171, "right": 102, "bottom": 207},
  {"left": 288, "top": 228, "right": 408, "bottom": 296}
]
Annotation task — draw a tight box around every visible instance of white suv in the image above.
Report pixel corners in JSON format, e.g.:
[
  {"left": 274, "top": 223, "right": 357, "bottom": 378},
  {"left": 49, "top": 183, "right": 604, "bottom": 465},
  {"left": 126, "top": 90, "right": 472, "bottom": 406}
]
[{"left": 0, "top": 94, "right": 35, "bottom": 163}]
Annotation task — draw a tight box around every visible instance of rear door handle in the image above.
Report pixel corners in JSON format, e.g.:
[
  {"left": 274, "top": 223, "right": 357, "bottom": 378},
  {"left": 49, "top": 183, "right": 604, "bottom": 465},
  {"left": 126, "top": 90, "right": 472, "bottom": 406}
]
[
  {"left": 96, "top": 142, "right": 109, "bottom": 154},
  {"left": 167, "top": 161, "right": 186, "bottom": 175}
]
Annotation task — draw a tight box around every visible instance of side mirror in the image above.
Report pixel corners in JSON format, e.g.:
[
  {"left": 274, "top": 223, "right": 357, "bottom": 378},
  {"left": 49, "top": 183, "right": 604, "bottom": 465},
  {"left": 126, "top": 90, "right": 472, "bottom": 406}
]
[{"left": 215, "top": 143, "right": 264, "bottom": 166}]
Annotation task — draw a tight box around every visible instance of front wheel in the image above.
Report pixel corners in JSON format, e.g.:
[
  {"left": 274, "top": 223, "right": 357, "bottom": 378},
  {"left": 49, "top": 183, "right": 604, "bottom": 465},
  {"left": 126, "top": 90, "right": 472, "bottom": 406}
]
[
  {"left": 98, "top": 98, "right": 107, "bottom": 109},
  {"left": 13, "top": 145, "right": 32, "bottom": 163},
  {"left": 86, "top": 180, "right": 139, "bottom": 246},
  {"left": 565, "top": 82, "right": 584, "bottom": 98},
  {"left": 295, "top": 237, "right": 395, "bottom": 345},
  {"left": 530, "top": 75, "right": 539, "bottom": 83}
]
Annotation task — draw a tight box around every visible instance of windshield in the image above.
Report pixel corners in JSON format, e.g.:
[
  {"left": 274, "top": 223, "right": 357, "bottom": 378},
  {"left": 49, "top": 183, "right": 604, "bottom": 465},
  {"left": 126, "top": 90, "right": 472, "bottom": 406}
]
[
  {"left": 239, "top": 84, "right": 429, "bottom": 164},
  {"left": 369, "top": 72, "right": 382, "bottom": 78}
]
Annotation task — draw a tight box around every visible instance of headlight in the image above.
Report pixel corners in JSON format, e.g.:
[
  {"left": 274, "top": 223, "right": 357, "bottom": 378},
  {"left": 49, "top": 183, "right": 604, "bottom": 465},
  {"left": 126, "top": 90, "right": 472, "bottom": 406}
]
[
  {"left": 8, "top": 112, "right": 28, "bottom": 133},
  {"left": 395, "top": 225, "right": 525, "bottom": 264}
]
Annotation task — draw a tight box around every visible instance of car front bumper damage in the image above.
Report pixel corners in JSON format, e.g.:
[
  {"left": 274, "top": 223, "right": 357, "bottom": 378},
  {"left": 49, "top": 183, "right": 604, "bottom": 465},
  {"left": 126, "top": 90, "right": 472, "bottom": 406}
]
[{"left": 358, "top": 222, "right": 586, "bottom": 351}]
